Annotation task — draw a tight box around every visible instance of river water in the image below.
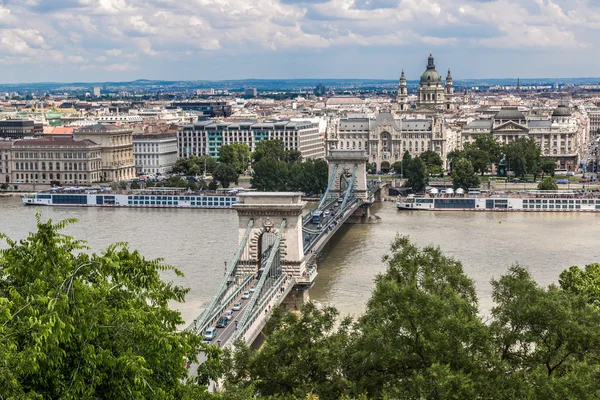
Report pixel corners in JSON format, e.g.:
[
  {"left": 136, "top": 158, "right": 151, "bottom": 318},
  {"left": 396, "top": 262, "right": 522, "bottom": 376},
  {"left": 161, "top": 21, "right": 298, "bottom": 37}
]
[{"left": 2, "top": 196, "right": 599, "bottom": 324}]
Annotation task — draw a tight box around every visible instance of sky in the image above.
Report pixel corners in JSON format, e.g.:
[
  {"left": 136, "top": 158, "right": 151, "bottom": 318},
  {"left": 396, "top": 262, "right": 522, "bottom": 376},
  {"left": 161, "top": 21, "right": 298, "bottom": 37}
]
[{"left": 0, "top": 0, "right": 599, "bottom": 82}]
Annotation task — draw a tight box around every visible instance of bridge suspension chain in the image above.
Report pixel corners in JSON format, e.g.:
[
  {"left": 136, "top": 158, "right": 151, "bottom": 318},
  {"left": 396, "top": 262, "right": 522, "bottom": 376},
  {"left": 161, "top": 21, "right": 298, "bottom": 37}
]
[
  {"left": 190, "top": 219, "right": 254, "bottom": 334},
  {"left": 317, "top": 164, "right": 338, "bottom": 210},
  {"left": 339, "top": 164, "right": 358, "bottom": 211},
  {"left": 234, "top": 219, "right": 286, "bottom": 339}
]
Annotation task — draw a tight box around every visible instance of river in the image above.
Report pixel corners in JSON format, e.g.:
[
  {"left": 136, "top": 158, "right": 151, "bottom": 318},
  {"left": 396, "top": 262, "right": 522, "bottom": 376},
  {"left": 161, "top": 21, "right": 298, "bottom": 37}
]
[{"left": 2, "top": 196, "right": 599, "bottom": 324}]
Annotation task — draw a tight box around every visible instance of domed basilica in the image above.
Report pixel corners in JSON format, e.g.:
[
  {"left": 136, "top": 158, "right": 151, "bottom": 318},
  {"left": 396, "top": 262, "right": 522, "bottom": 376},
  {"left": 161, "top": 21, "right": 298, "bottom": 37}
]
[{"left": 397, "top": 53, "right": 454, "bottom": 112}]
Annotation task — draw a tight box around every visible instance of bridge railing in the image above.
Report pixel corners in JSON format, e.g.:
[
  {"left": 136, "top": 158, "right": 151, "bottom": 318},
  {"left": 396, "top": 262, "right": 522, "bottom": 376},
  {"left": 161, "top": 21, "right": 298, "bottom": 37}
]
[
  {"left": 231, "top": 274, "right": 293, "bottom": 344},
  {"left": 235, "top": 220, "right": 286, "bottom": 333},
  {"left": 303, "top": 198, "right": 360, "bottom": 254},
  {"left": 187, "top": 219, "right": 255, "bottom": 335},
  {"left": 188, "top": 274, "right": 255, "bottom": 336}
]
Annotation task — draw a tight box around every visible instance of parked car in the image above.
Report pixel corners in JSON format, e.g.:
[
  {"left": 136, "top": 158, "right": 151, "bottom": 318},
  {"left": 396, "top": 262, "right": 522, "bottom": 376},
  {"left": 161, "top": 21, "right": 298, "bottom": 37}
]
[
  {"left": 216, "top": 317, "right": 229, "bottom": 328},
  {"left": 232, "top": 302, "right": 242, "bottom": 311},
  {"left": 204, "top": 327, "right": 217, "bottom": 341},
  {"left": 242, "top": 291, "right": 250, "bottom": 299}
]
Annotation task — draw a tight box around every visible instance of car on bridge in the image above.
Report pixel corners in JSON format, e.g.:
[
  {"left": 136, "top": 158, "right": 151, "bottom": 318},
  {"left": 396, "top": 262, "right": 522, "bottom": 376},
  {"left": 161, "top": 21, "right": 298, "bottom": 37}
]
[
  {"left": 232, "top": 302, "right": 242, "bottom": 311},
  {"left": 204, "top": 327, "right": 217, "bottom": 342},
  {"left": 224, "top": 310, "right": 233, "bottom": 320},
  {"left": 337, "top": 197, "right": 344, "bottom": 204},
  {"left": 216, "top": 316, "right": 229, "bottom": 328},
  {"left": 242, "top": 291, "right": 250, "bottom": 299}
]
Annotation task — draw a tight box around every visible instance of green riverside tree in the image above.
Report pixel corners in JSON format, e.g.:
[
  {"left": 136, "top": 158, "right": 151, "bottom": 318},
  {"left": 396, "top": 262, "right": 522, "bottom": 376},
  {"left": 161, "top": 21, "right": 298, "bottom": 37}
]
[
  {"left": 251, "top": 157, "right": 289, "bottom": 191},
  {"left": 0, "top": 216, "right": 210, "bottom": 399},
  {"left": 218, "top": 143, "right": 250, "bottom": 174},
  {"left": 212, "top": 163, "right": 239, "bottom": 188},
  {"left": 405, "top": 158, "right": 428, "bottom": 192},
  {"left": 452, "top": 158, "right": 481, "bottom": 190},
  {"left": 538, "top": 176, "right": 558, "bottom": 190}
]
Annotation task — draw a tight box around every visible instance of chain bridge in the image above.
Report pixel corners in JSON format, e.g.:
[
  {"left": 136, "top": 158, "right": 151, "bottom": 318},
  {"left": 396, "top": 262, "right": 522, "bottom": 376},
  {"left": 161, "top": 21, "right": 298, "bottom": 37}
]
[{"left": 186, "top": 150, "right": 383, "bottom": 354}]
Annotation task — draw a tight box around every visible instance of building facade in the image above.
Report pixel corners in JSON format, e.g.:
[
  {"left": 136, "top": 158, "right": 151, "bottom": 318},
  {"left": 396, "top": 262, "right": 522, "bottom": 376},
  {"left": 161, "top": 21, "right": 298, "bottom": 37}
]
[
  {"left": 74, "top": 124, "right": 135, "bottom": 181},
  {"left": 398, "top": 54, "right": 454, "bottom": 112},
  {"left": 8, "top": 138, "right": 102, "bottom": 186},
  {"left": 462, "top": 106, "right": 587, "bottom": 170},
  {"left": 170, "top": 101, "right": 232, "bottom": 120},
  {"left": 0, "top": 119, "right": 43, "bottom": 140},
  {"left": 133, "top": 133, "right": 178, "bottom": 174},
  {"left": 326, "top": 112, "right": 453, "bottom": 171},
  {"left": 178, "top": 120, "right": 323, "bottom": 160}
]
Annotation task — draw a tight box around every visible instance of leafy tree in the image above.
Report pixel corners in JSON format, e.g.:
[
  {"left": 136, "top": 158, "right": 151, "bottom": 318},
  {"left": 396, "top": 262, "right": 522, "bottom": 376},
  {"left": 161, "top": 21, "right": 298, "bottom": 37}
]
[
  {"left": 212, "top": 163, "right": 238, "bottom": 189},
  {"left": 0, "top": 182, "right": 8, "bottom": 190},
  {"left": 559, "top": 263, "right": 600, "bottom": 305},
  {"left": 130, "top": 181, "right": 141, "bottom": 190},
  {"left": 503, "top": 137, "right": 542, "bottom": 178},
  {"left": 208, "top": 181, "right": 219, "bottom": 191},
  {"left": 253, "top": 140, "right": 286, "bottom": 163},
  {"left": 474, "top": 135, "right": 502, "bottom": 165},
  {"left": 391, "top": 161, "right": 403, "bottom": 176},
  {"left": 345, "top": 236, "right": 494, "bottom": 399},
  {"left": 538, "top": 176, "right": 558, "bottom": 190},
  {"left": 452, "top": 158, "right": 481, "bottom": 190},
  {"left": 0, "top": 216, "right": 209, "bottom": 398},
  {"left": 419, "top": 150, "right": 443, "bottom": 175},
  {"left": 490, "top": 265, "right": 600, "bottom": 397},
  {"left": 288, "top": 158, "right": 328, "bottom": 195},
  {"left": 465, "top": 146, "right": 490, "bottom": 175},
  {"left": 224, "top": 303, "right": 353, "bottom": 399},
  {"left": 218, "top": 143, "right": 250, "bottom": 175},
  {"left": 285, "top": 149, "right": 303, "bottom": 164},
  {"left": 418, "top": 150, "right": 443, "bottom": 170},
  {"left": 404, "top": 157, "right": 429, "bottom": 192},
  {"left": 173, "top": 155, "right": 217, "bottom": 176},
  {"left": 251, "top": 157, "right": 289, "bottom": 191},
  {"left": 540, "top": 158, "right": 556, "bottom": 177},
  {"left": 447, "top": 149, "right": 465, "bottom": 173}
]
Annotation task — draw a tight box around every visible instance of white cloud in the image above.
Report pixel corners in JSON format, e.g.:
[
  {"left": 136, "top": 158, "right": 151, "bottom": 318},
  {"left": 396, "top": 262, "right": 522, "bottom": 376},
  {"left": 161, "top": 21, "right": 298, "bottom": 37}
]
[{"left": 0, "top": 0, "right": 598, "bottom": 78}]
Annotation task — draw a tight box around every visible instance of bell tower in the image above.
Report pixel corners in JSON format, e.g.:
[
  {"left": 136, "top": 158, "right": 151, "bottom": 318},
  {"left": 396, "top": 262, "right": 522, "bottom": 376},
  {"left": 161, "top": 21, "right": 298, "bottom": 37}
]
[{"left": 396, "top": 68, "right": 408, "bottom": 111}]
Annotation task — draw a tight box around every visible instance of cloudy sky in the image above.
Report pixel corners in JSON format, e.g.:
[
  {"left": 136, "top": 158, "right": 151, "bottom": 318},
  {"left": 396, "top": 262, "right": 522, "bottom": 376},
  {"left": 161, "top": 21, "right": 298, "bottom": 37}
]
[{"left": 0, "top": 0, "right": 598, "bottom": 82}]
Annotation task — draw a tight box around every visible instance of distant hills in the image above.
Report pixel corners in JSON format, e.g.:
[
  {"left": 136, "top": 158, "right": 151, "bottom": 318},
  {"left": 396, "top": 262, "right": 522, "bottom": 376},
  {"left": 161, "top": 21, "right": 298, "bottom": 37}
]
[{"left": 0, "top": 77, "right": 599, "bottom": 93}]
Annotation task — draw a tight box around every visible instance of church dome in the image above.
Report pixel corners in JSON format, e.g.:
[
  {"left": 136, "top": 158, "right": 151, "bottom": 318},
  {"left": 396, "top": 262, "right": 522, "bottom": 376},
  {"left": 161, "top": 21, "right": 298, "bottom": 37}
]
[
  {"left": 552, "top": 104, "right": 571, "bottom": 117},
  {"left": 420, "top": 53, "right": 442, "bottom": 84}
]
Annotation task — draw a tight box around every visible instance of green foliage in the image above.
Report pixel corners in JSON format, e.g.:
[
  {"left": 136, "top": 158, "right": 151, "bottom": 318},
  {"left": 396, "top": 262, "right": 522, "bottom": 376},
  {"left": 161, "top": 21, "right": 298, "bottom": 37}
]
[
  {"left": 173, "top": 155, "right": 217, "bottom": 176},
  {"left": 288, "top": 158, "right": 329, "bottom": 194},
  {"left": 538, "top": 176, "right": 558, "bottom": 190},
  {"left": 559, "top": 263, "right": 600, "bottom": 305},
  {"left": 224, "top": 303, "right": 353, "bottom": 399},
  {"left": 218, "top": 144, "right": 250, "bottom": 174},
  {"left": 150, "top": 176, "right": 205, "bottom": 191},
  {"left": 251, "top": 157, "right": 290, "bottom": 191},
  {"left": 0, "top": 182, "right": 8, "bottom": 190},
  {"left": 473, "top": 135, "right": 502, "bottom": 164},
  {"left": 503, "top": 137, "right": 542, "bottom": 178},
  {"left": 213, "top": 163, "right": 239, "bottom": 189},
  {"left": 208, "top": 181, "right": 219, "bottom": 191},
  {"left": 221, "top": 237, "right": 600, "bottom": 399},
  {"left": 130, "top": 181, "right": 141, "bottom": 190},
  {"left": 404, "top": 157, "right": 429, "bottom": 192},
  {"left": 452, "top": 158, "right": 481, "bottom": 190},
  {"left": 465, "top": 146, "right": 490, "bottom": 175},
  {"left": 253, "top": 140, "right": 286, "bottom": 163},
  {"left": 540, "top": 158, "right": 557, "bottom": 176},
  {"left": 0, "top": 216, "right": 210, "bottom": 399},
  {"left": 418, "top": 150, "right": 443, "bottom": 170},
  {"left": 346, "top": 236, "right": 492, "bottom": 399},
  {"left": 447, "top": 149, "right": 465, "bottom": 173}
]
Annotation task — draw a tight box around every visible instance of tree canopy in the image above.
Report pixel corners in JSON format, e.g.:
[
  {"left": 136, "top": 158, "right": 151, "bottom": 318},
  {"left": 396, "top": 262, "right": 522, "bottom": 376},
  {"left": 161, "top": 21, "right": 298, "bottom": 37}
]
[
  {"left": 452, "top": 158, "right": 481, "bottom": 190},
  {"left": 401, "top": 154, "right": 429, "bottom": 192},
  {"left": 503, "top": 137, "right": 542, "bottom": 178},
  {"left": 212, "top": 163, "right": 238, "bottom": 189},
  {"left": 218, "top": 144, "right": 250, "bottom": 175},
  {"left": 538, "top": 176, "right": 558, "bottom": 190},
  {"left": 0, "top": 216, "right": 210, "bottom": 399},
  {"left": 173, "top": 155, "right": 218, "bottom": 177}
]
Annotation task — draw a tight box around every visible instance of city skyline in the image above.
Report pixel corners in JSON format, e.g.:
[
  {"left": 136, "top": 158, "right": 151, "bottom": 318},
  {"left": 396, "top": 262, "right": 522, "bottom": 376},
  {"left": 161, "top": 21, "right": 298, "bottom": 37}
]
[{"left": 0, "top": 0, "right": 598, "bottom": 82}]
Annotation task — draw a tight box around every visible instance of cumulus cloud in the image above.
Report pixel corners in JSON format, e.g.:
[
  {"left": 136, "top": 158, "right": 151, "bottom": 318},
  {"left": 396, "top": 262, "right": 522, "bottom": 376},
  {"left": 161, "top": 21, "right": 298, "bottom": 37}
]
[{"left": 0, "top": 0, "right": 597, "bottom": 79}]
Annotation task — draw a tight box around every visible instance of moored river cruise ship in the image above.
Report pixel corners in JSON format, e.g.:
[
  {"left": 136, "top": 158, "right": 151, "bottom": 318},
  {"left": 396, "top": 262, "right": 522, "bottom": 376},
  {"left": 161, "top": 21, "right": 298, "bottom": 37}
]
[
  {"left": 22, "top": 187, "right": 240, "bottom": 209},
  {"left": 397, "top": 190, "right": 600, "bottom": 212}
]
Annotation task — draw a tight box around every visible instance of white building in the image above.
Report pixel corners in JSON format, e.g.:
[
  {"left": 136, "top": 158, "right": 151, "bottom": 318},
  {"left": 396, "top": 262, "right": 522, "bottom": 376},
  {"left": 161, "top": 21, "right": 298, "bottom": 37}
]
[
  {"left": 461, "top": 105, "right": 587, "bottom": 171},
  {"left": 326, "top": 112, "right": 453, "bottom": 170},
  {"left": 133, "top": 133, "right": 178, "bottom": 174},
  {"left": 178, "top": 120, "right": 324, "bottom": 160}
]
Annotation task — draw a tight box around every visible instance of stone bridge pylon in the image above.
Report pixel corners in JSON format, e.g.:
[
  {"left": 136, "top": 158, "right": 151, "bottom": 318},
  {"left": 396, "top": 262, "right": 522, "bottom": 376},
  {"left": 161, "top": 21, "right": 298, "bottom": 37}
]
[{"left": 326, "top": 150, "right": 369, "bottom": 202}]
